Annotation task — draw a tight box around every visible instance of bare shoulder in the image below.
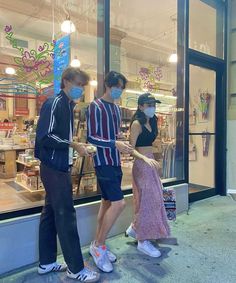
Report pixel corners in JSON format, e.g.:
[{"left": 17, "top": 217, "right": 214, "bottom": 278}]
[{"left": 131, "top": 120, "right": 142, "bottom": 133}]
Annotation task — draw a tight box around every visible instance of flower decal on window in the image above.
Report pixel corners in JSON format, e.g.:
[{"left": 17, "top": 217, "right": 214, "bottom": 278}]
[{"left": 4, "top": 25, "right": 54, "bottom": 87}]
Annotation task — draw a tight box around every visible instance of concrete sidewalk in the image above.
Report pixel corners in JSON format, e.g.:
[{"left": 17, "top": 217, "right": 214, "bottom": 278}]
[{"left": 1, "top": 196, "right": 236, "bottom": 283}]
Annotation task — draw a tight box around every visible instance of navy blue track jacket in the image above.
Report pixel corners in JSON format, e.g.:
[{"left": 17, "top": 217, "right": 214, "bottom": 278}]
[{"left": 35, "top": 90, "right": 75, "bottom": 172}]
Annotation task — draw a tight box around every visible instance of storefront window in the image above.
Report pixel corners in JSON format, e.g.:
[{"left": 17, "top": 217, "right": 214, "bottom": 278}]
[
  {"left": 110, "top": 0, "right": 184, "bottom": 189},
  {"left": 0, "top": 0, "right": 102, "bottom": 214},
  {"left": 189, "top": 0, "right": 224, "bottom": 58}
]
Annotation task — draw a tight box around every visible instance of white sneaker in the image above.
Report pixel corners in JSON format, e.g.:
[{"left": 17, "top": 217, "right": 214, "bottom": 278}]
[
  {"left": 89, "top": 242, "right": 117, "bottom": 263},
  {"left": 38, "top": 262, "right": 67, "bottom": 274},
  {"left": 125, "top": 224, "right": 137, "bottom": 239},
  {"left": 67, "top": 267, "right": 100, "bottom": 282},
  {"left": 107, "top": 249, "right": 117, "bottom": 263},
  {"left": 89, "top": 242, "right": 113, "bottom": 273},
  {"left": 137, "top": 241, "right": 161, "bottom": 258}
]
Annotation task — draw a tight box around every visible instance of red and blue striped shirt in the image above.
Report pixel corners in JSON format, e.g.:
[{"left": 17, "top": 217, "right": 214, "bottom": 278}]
[{"left": 86, "top": 99, "right": 121, "bottom": 167}]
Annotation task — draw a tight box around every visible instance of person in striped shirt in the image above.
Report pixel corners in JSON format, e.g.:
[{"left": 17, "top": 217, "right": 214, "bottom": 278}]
[{"left": 87, "top": 71, "right": 133, "bottom": 273}]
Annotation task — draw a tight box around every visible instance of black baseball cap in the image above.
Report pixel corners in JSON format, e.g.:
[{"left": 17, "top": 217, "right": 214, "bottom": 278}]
[{"left": 138, "top": 93, "right": 161, "bottom": 105}]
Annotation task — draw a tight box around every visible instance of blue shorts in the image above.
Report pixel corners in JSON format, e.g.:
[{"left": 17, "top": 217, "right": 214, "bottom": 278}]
[{"left": 95, "top": 166, "right": 124, "bottom": 202}]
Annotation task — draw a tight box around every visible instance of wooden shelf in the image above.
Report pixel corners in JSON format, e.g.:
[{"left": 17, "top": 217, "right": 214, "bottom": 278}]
[
  {"left": 16, "top": 160, "right": 39, "bottom": 168},
  {"left": 0, "top": 150, "right": 16, "bottom": 178},
  {"left": 15, "top": 181, "right": 44, "bottom": 193}
]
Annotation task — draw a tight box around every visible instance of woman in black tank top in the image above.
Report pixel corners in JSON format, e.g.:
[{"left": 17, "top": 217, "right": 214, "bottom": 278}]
[{"left": 125, "top": 93, "right": 170, "bottom": 257}]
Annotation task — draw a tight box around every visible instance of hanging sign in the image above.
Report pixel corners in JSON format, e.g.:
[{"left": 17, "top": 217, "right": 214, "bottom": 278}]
[
  {"left": 0, "top": 123, "right": 15, "bottom": 130},
  {"left": 53, "top": 35, "right": 70, "bottom": 95},
  {"left": 15, "top": 109, "right": 29, "bottom": 116}
]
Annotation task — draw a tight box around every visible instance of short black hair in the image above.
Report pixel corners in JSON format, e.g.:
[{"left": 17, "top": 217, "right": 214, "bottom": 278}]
[
  {"left": 60, "top": 67, "right": 90, "bottom": 89},
  {"left": 104, "top": 71, "right": 128, "bottom": 89}
]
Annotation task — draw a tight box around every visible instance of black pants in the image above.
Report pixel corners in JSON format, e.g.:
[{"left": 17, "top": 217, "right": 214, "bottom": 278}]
[{"left": 39, "top": 164, "right": 84, "bottom": 273}]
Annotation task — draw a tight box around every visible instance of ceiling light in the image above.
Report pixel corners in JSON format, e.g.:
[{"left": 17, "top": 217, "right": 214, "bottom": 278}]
[
  {"left": 5, "top": 67, "right": 16, "bottom": 75},
  {"left": 90, "top": 79, "right": 98, "bottom": 87},
  {"left": 61, "top": 19, "right": 76, "bottom": 34},
  {"left": 70, "top": 57, "right": 81, "bottom": 67},
  {"left": 168, "top": 53, "right": 178, "bottom": 63}
]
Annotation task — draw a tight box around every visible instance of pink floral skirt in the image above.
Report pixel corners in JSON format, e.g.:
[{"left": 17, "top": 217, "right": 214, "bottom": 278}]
[{"left": 132, "top": 153, "right": 170, "bottom": 241}]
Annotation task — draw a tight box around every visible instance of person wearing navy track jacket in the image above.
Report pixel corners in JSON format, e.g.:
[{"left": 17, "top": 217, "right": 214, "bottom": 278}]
[{"left": 35, "top": 67, "right": 100, "bottom": 282}]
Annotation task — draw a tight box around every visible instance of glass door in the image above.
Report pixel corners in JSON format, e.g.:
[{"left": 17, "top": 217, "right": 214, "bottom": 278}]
[
  {"left": 188, "top": 65, "right": 216, "bottom": 197},
  {"left": 187, "top": 0, "right": 226, "bottom": 201}
]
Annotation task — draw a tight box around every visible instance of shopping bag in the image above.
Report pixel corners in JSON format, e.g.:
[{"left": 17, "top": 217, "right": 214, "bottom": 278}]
[{"left": 163, "top": 188, "right": 176, "bottom": 221}]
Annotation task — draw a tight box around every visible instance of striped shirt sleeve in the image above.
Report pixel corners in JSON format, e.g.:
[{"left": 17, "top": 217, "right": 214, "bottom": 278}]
[{"left": 86, "top": 102, "right": 116, "bottom": 148}]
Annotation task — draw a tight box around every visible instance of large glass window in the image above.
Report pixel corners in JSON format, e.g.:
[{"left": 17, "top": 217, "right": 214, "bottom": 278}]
[
  {"left": 0, "top": 0, "right": 226, "bottom": 217},
  {"left": 110, "top": 0, "right": 184, "bottom": 189},
  {"left": 189, "top": 0, "right": 224, "bottom": 58},
  {"left": 0, "top": 0, "right": 102, "bottom": 214}
]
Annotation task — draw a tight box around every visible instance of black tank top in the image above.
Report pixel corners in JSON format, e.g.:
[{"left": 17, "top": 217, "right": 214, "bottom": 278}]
[{"left": 135, "top": 124, "right": 157, "bottom": 147}]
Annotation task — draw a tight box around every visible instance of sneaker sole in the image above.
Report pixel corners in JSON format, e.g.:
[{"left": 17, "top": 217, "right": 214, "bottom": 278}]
[
  {"left": 67, "top": 273, "right": 100, "bottom": 283},
  {"left": 89, "top": 251, "right": 117, "bottom": 263},
  {"left": 137, "top": 246, "right": 161, "bottom": 258},
  {"left": 38, "top": 268, "right": 67, "bottom": 275}
]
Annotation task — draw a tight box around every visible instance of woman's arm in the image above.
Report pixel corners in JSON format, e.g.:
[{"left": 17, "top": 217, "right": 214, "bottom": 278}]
[{"left": 130, "top": 121, "right": 145, "bottom": 160}]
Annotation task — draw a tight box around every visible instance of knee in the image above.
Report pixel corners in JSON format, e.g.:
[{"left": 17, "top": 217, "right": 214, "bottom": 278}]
[{"left": 112, "top": 199, "right": 126, "bottom": 212}]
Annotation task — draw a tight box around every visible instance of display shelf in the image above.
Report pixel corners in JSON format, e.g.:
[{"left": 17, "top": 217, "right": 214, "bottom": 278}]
[
  {"left": 0, "top": 150, "right": 16, "bottom": 178},
  {"left": 15, "top": 181, "right": 44, "bottom": 193},
  {"left": 16, "top": 160, "right": 39, "bottom": 168}
]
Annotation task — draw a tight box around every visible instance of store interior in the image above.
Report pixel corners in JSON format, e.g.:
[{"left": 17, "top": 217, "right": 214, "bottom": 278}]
[{"left": 0, "top": 0, "right": 216, "bottom": 214}]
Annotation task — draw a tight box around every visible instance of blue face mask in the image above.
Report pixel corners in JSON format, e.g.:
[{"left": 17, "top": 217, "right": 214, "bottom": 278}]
[
  {"left": 144, "top": 107, "right": 156, "bottom": 118},
  {"left": 68, "top": 86, "right": 84, "bottom": 100},
  {"left": 111, "top": 87, "right": 123, "bottom": 99}
]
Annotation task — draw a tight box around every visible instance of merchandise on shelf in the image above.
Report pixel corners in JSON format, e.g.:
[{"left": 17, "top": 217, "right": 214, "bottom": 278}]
[
  {"left": 15, "top": 148, "right": 43, "bottom": 192},
  {"left": 18, "top": 149, "right": 39, "bottom": 166}
]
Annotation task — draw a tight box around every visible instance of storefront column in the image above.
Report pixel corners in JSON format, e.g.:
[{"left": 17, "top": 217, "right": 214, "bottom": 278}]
[
  {"left": 110, "top": 28, "right": 126, "bottom": 72},
  {"left": 227, "top": 0, "right": 236, "bottom": 193}
]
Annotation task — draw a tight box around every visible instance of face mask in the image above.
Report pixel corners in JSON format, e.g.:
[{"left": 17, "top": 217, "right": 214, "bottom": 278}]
[
  {"left": 111, "top": 87, "right": 123, "bottom": 99},
  {"left": 144, "top": 107, "right": 156, "bottom": 118},
  {"left": 68, "top": 86, "right": 84, "bottom": 100}
]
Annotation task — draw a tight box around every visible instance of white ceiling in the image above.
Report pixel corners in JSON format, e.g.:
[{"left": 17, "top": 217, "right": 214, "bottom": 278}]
[
  {"left": 0, "top": 0, "right": 177, "bottom": 48},
  {"left": 0, "top": 0, "right": 216, "bottom": 85}
]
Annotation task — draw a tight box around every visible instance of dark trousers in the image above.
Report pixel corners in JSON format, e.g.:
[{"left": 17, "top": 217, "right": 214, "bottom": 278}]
[{"left": 39, "top": 164, "right": 84, "bottom": 273}]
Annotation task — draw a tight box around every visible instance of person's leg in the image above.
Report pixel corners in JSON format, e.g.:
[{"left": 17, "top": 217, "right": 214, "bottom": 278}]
[
  {"left": 95, "top": 199, "right": 111, "bottom": 242},
  {"left": 41, "top": 165, "right": 84, "bottom": 274},
  {"left": 90, "top": 166, "right": 124, "bottom": 272},
  {"left": 96, "top": 199, "right": 125, "bottom": 246},
  {"left": 95, "top": 166, "right": 125, "bottom": 246},
  {"left": 125, "top": 165, "right": 139, "bottom": 239},
  {"left": 39, "top": 196, "right": 57, "bottom": 265},
  {"left": 39, "top": 167, "right": 57, "bottom": 265}
]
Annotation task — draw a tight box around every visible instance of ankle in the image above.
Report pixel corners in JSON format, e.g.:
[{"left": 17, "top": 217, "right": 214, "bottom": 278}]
[{"left": 94, "top": 240, "right": 105, "bottom": 247}]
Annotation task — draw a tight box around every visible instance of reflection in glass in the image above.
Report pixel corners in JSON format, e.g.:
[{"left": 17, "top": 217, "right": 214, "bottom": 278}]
[{"left": 110, "top": 0, "right": 184, "bottom": 189}]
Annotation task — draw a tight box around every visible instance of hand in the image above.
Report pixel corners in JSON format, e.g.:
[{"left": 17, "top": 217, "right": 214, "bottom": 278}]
[
  {"left": 143, "top": 157, "right": 160, "bottom": 169},
  {"left": 85, "top": 144, "right": 97, "bottom": 156},
  {"left": 116, "top": 132, "right": 125, "bottom": 140},
  {"left": 115, "top": 141, "right": 133, "bottom": 154},
  {"left": 70, "top": 142, "right": 88, "bottom": 157}
]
